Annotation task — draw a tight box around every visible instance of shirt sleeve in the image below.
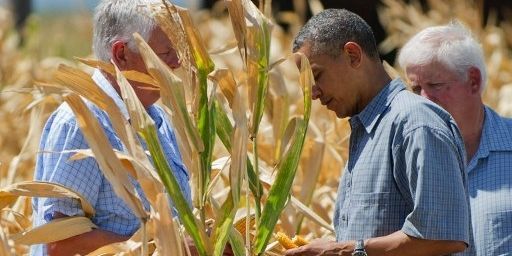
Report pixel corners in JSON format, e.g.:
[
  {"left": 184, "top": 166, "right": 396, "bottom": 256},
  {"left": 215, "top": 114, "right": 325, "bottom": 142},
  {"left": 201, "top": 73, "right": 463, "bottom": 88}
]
[
  {"left": 395, "top": 126, "right": 470, "bottom": 244},
  {"left": 36, "top": 117, "right": 103, "bottom": 221},
  {"left": 151, "top": 105, "right": 192, "bottom": 206}
]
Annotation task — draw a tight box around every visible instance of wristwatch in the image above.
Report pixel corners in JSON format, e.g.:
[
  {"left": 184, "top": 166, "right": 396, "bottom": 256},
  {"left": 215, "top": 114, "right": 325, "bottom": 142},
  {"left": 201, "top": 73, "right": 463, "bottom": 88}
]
[{"left": 351, "top": 240, "right": 368, "bottom": 256}]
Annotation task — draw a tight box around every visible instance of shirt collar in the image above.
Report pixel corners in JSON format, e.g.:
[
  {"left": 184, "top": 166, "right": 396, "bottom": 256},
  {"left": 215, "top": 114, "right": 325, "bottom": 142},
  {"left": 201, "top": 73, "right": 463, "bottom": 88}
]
[
  {"left": 352, "top": 78, "right": 405, "bottom": 134},
  {"left": 467, "top": 106, "right": 512, "bottom": 171},
  {"left": 91, "top": 69, "right": 130, "bottom": 120},
  {"left": 477, "top": 106, "right": 512, "bottom": 154},
  {"left": 91, "top": 69, "right": 163, "bottom": 128}
]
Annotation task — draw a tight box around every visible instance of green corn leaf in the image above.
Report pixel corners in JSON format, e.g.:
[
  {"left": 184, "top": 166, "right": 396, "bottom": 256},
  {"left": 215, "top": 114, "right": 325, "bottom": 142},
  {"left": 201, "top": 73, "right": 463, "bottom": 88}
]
[
  {"left": 253, "top": 54, "right": 313, "bottom": 255},
  {"left": 212, "top": 86, "right": 247, "bottom": 256},
  {"left": 228, "top": 228, "right": 246, "bottom": 256},
  {"left": 214, "top": 101, "right": 262, "bottom": 207},
  {"left": 212, "top": 193, "right": 237, "bottom": 256},
  {"left": 177, "top": 8, "right": 216, "bottom": 211},
  {"left": 245, "top": 5, "right": 273, "bottom": 138},
  {"left": 114, "top": 64, "right": 210, "bottom": 256}
]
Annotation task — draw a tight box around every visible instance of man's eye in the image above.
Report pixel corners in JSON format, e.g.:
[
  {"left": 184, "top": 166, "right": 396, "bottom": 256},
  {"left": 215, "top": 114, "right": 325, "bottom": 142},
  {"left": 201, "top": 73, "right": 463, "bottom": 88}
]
[
  {"left": 157, "top": 51, "right": 170, "bottom": 57},
  {"left": 314, "top": 72, "right": 321, "bottom": 81},
  {"left": 429, "top": 83, "right": 445, "bottom": 90},
  {"left": 411, "top": 85, "right": 421, "bottom": 94}
]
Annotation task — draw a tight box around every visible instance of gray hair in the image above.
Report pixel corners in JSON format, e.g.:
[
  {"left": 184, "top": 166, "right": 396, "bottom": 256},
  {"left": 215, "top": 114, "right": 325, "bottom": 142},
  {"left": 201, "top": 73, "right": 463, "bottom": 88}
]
[
  {"left": 398, "top": 22, "right": 487, "bottom": 92},
  {"left": 292, "top": 9, "right": 379, "bottom": 59},
  {"left": 93, "top": 0, "right": 163, "bottom": 61}
]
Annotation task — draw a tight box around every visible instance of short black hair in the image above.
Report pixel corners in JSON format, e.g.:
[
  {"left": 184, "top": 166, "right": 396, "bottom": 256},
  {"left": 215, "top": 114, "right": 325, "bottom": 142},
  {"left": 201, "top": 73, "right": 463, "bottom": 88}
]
[{"left": 293, "top": 9, "right": 379, "bottom": 59}]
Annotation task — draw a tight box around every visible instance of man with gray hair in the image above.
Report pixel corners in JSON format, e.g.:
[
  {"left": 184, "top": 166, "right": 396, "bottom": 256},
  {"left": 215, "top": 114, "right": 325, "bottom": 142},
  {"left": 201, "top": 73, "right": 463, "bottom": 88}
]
[
  {"left": 287, "top": 9, "right": 470, "bottom": 255},
  {"left": 399, "top": 22, "right": 512, "bottom": 255},
  {"left": 31, "top": 0, "right": 191, "bottom": 255}
]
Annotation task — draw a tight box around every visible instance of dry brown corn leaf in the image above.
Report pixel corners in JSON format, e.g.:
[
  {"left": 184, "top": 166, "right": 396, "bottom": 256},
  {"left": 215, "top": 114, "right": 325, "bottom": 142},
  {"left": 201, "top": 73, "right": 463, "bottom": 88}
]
[
  {"left": 290, "top": 197, "right": 333, "bottom": 233},
  {"left": 0, "top": 181, "right": 94, "bottom": 217},
  {"left": 69, "top": 149, "right": 138, "bottom": 178},
  {"left": 11, "top": 216, "right": 96, "bottom": 245},
  {"left": 75, "top": 57, "right": 159, "bottom": 88},
  {"left": 64, "top": 93, "right": 147, "bottom": 220},
  {"left": 209, "top": 69, "right": 237, "bottom": 108},
  {"left": 152, "top": 193, "right": 183, "bottom": 256}
]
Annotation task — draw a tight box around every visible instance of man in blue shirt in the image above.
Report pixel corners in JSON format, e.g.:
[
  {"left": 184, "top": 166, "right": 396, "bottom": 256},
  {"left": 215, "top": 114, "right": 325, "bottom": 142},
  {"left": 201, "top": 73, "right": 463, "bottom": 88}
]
[
  {"left": 31, "top": 0, "right": 191, "bottom": 255},
  {"left": 399, "top": 22, "right": 512, "bottom": 255},
  {"left": 287, "top": 9, "right": 470, "bottom": 255}
]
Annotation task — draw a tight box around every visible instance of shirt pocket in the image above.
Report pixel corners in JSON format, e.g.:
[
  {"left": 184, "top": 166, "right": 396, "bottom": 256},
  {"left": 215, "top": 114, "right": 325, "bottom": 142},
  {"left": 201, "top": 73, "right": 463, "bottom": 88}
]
[
  {"left": 487, "top": 211, "right": 512, "bottom": 255},
  {"left": 349, "top": 192, "right": 406, "bottom": 237},
  {"left": 351, "top": 192, "right": 392, "bottom": 205}
]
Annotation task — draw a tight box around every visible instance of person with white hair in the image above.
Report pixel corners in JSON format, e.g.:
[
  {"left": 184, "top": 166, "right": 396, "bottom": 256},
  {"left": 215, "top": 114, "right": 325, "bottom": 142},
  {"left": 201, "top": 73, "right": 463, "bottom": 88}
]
[
  {"left": 31, "top": 0, "right": 191, "bottom": 255},
  {"left": 399, "top": 22, "right": 512, "bottom": 255}
]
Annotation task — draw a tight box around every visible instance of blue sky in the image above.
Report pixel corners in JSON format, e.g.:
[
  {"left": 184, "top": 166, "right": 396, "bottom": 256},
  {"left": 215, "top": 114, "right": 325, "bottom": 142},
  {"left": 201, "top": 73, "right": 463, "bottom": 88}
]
[{"left": 29, "top": 0, "right": 198, "bottom": 12}]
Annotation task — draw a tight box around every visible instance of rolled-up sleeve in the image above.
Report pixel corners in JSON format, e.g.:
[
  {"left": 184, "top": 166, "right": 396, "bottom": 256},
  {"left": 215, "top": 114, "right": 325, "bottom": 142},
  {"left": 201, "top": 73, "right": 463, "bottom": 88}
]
[
  {"left": 396, "top": 126, "right": 470, "bottom": 244},
  {"left": 36, "top": 118, "right": 103, "bottom": 221}
]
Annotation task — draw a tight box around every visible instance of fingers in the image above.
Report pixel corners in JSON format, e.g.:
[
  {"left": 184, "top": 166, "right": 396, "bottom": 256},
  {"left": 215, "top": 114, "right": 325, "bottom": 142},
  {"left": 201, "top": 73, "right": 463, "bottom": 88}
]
[{"left": 284, "top": 247, "right": 303, "bottom": 256}]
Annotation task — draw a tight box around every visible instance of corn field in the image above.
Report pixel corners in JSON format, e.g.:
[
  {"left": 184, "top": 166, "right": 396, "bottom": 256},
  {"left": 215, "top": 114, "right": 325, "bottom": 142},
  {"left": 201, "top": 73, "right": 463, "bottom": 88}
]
[{"left": 0, "top": 0, "right": 511, "bottom": 255}]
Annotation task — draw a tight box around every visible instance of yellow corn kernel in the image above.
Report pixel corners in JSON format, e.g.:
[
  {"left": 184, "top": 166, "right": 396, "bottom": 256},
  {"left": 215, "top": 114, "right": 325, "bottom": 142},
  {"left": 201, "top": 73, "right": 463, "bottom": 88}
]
[
  {"left": 276, "top": 232, "right": 298, "bottom": 249},
  {"left": 292, "top": 235, "right": 308, "bottom": 246},
  {"left": 234, "top": 214, "right": 255, "bottom": 235}
]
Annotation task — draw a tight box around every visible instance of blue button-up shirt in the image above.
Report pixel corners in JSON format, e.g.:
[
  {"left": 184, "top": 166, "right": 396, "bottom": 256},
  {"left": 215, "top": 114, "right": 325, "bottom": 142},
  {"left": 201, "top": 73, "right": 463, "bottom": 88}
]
[
  {"left": 334, "top": 79, "right": 470, "bottom": 247},
  {"left": 31, "top": 70, "right": 191, "bottom": 255},
  {"left": 467, "top": 106, "right": 512, "bottom": 255}
]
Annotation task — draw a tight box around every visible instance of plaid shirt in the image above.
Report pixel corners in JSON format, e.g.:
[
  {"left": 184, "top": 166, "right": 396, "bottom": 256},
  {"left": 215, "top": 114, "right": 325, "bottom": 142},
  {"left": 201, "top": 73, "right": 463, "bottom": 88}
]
[
  {"left": 31, "top": 70, "right": 191, "bottom": 255},
  {"left": 334, "top": 79, "right": 470, "bottom": 250},
  {"left": 467, "top": 106, "right": 512, "bottom": 255}
]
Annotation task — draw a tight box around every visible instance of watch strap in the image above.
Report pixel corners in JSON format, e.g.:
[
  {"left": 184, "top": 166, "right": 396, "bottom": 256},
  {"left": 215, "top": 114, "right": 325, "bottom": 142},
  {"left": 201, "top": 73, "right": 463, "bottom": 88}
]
[{"left": 354, "top": 239, "right": 365, "bottom": 251}]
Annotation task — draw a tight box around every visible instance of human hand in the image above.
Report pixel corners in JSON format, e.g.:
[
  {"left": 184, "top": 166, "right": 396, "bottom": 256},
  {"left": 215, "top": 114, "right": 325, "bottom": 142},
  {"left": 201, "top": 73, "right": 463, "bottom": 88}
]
[{"left": 283, "top": 238, "right": 355, "bottom": 256}]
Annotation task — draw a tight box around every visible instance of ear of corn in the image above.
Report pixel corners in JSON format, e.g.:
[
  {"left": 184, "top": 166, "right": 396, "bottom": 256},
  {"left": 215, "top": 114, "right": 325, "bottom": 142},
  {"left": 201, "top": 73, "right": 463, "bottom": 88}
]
[
  {"left": 275, "top": 232, "right": 297, "bottom": 249},
  {"left": 275, "top": 231, "right": 309, "bottom": 250},
  {"left": 292, "top": 235, "right": 308, "bottom": 247}
]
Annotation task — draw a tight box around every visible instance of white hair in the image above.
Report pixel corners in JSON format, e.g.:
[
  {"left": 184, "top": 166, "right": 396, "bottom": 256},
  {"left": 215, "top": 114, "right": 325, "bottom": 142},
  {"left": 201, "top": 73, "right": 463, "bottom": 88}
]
[
  {"left": 93, "top": 0, "right": 164, "bottom": 61},
  {"left": 398, "top": 22, "right": 487, "bottom": 92}
]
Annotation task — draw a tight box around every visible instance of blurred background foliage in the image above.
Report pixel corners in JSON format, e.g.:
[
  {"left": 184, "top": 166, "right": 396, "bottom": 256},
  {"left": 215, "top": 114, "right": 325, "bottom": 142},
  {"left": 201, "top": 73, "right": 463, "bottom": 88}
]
[{"left": 1, "top": 0, "right": 512, "bottom": 254}]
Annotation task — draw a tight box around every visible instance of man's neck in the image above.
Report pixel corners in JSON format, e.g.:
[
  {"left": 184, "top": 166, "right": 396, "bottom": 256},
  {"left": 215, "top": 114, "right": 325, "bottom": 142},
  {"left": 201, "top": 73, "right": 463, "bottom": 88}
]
[
  {"left": 356, "top": 62, "right": 392, "bottom": 114},
  {"left": 458, "top": 104, "right": 485, "bottom": 161}
]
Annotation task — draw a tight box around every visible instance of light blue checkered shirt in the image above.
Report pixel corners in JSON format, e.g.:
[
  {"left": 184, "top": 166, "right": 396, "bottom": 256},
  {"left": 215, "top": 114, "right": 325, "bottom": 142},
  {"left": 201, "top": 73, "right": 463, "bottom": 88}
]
[
  {"left": 31, "top": 70, "right": 191, "bottom": 255},
  {"left": 333, "top": 79, "right": 470, "bottom": 251},
  {"left": 466, "top": 106, "right": 512, "bottom": 256}
]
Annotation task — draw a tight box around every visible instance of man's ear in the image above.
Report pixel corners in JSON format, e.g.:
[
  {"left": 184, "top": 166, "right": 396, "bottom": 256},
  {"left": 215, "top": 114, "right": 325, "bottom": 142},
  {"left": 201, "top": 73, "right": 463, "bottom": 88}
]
[
  {"left": 111, "top": 41, "right": 127, "bottom": 68},
  {"left": 343, "top": 42, "right": 362, "bottom": 68},
  {"left": 468, "top": 67, "right": 482, "bottom": 94}
]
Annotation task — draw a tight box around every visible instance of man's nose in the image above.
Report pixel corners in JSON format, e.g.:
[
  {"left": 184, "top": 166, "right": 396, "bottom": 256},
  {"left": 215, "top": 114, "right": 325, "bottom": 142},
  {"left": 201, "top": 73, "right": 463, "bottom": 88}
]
[
  {"left": 166, "top": 52, "right": 181, "bottom": 70},
  {"left": 421, "top": 89, "right": 437, "bottom": 103}
]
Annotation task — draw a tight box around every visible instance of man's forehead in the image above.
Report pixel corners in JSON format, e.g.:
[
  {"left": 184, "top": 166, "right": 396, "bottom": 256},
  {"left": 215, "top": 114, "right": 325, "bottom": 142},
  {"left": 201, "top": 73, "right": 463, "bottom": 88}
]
[{"left": 294, "top": 44, "right": 314, "bottom": 69}]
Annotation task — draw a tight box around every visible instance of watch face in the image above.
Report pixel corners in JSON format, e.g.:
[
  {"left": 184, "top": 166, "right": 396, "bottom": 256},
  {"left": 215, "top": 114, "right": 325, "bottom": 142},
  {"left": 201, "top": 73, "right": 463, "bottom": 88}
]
[{"left": 352, "top": 251, "right": 368, "bottom": 256}]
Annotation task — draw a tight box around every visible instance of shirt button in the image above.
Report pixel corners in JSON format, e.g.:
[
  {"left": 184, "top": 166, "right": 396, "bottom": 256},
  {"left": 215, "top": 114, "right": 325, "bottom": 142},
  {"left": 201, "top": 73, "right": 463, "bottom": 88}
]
[
  {"left": 347, "top": 180, "right": 351, "bottom": 187},
  {"left": 341, "top": 214, "right": 346, "bottom": 221}
]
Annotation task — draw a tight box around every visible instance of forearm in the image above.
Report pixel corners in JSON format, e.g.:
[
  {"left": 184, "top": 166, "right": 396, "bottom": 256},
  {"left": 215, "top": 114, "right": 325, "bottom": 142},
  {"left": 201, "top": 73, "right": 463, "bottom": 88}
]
[
  {"left": 365, "top": 231, "right": 467, "bottom": 256},
  {"left": 47, "top": 229, "right": 129, "bottom": 256}
]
